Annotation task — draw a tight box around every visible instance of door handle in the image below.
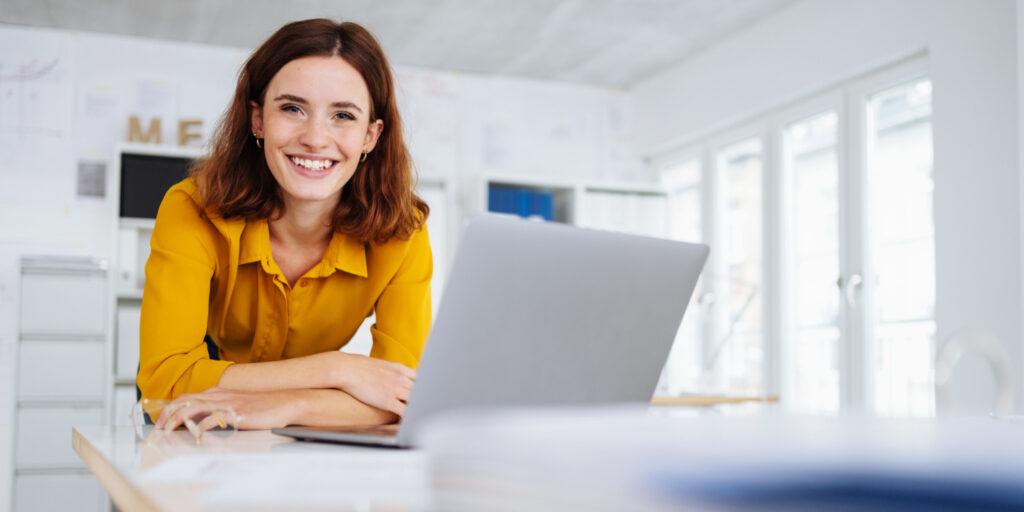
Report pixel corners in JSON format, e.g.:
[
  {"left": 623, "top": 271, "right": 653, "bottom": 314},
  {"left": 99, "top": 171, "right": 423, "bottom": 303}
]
[{"left": 837, "top": 273, "right": 863, "bottom": 308}]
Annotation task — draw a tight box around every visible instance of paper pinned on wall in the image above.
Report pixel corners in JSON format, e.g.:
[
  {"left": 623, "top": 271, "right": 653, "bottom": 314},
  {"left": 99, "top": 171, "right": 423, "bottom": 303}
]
[
  {"left": 128, "top": 79, "right": 179, "bottom": 144},
  {"left": 397, "top": 68, "right": 461, "bottom": 177},
  {"left": 0, "top": 28, "right": 74, "bottom": 181},
  {"left": 75, "top": 85, "right": 124, "bottom": 162},
  {"left": 471, "top": 76, "right": 608, "bottom": 178},
  {"left": 75, "top": 160, "right": 106, "bottom": 198}
]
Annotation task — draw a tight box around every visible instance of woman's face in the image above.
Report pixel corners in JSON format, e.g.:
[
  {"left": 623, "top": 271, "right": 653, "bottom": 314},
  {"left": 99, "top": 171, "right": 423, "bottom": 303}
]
[{"left": 251, "top": 55, "right": 382, "bottom": 208}]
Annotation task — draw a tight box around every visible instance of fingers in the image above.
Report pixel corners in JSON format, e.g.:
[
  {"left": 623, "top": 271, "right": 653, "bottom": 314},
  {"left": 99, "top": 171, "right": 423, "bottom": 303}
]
[
  {"left": 157, "top": 398, "right": 215, "bottom": 433},
  {"left": 391, "top": 399, "right": 407, "bottom": 417},
  {"left": 158, "top": 402, "right": 239, "bottom": 443},
  {"left": 396, "top": 378, "right": 414, "bottom": 403},
  {"left": 194, "top": 412, "right": 235, "bottom": 443},
  {"left": 153, "top": 399, "right": 185, "bottom": 430},
  {"left": 157, "top": 399, "right": 200, "bottom": 432}
]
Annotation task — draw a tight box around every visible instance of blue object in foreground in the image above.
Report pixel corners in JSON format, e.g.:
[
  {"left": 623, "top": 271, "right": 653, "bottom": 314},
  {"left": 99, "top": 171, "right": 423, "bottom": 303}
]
[{"left": 656, "top": 468, "right": 1024, "bottom": 511}]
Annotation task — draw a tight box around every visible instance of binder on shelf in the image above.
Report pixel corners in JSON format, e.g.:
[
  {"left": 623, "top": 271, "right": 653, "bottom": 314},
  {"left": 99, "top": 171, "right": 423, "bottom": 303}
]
[{"left": 487, "top": 184, "right": 555, "bottom": 222}]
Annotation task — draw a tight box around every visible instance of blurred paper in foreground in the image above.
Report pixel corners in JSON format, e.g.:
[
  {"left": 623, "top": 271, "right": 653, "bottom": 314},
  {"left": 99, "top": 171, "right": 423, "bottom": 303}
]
[{"left": 417, "top": 407, "right": 1024, "bottom": 511}]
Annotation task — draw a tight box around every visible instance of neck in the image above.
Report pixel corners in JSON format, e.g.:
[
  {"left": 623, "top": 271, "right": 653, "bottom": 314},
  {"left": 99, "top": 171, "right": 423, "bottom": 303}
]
[{"left": 269, "top": 195, "right": 335, "bottom": 247}]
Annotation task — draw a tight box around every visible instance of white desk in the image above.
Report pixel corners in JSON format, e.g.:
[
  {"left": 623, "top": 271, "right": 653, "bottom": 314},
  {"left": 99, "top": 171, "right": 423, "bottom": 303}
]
[
  {"left": 77, "top": 410, "right": 1024, "bottom": 511},
  {"left": 72, "top": 425, "right": 429, "bottom": 511}
]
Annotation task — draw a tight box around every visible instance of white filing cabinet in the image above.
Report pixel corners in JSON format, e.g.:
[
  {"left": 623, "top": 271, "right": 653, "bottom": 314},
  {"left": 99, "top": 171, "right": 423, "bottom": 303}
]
[{"left": 14, "top": 256, "right": 108, "bottom": 512}]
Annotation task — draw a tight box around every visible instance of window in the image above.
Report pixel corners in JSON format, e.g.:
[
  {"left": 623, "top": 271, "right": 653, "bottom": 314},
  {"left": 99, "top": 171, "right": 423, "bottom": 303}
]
[
  {"left": 782, "top": 111, "right": 841, "bottom": 414},
  {"left": 660, "top": 158, "right": 704, "bottom": 394},
  {"left": 657, "top": 58, "right": 934, "bottom": 416},
  {"left": 866, "top": 79, "right": 935, "bottom": 417},
  {"left": 713, "top": 138, "right": 765, "bottom": 396}
]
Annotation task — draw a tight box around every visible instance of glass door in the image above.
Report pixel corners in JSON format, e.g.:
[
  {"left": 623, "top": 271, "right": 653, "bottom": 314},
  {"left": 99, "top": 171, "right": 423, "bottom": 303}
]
[
  {"left": 863, "top": 78, "right": 935, "bottom": 417},
  {"left": 780, "top": 109, "right": 842, "bottom": 414}
]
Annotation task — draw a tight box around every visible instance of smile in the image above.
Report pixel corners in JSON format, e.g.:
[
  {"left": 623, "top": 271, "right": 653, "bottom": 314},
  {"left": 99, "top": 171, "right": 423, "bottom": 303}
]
[{"left": 289, "top": 156, "right": 337, "bottom": 172}]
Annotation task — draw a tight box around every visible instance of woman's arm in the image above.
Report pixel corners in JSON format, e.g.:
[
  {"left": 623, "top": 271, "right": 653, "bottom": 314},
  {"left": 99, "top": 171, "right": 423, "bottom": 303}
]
[
  {"left": 155, "top": 387, "right": 398, "bottom": 432},
  {"left": 368, "top": 224, "right": 434, "bottom": 368},
  {"left": 216, "top": 351, "right": 415, "bottom": 415},
  {"left": 139, "top": 183, "right": 234, "bottom": 401}
]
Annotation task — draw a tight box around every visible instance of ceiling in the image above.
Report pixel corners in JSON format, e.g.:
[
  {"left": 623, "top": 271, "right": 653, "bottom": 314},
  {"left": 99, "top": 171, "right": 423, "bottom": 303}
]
[{"left": 1, "top": 0, "right": 795, "bottom": 88}]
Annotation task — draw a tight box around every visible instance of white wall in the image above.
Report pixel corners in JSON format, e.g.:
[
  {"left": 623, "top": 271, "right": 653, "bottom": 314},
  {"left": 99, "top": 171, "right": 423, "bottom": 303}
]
[
  {"left": 0, "top": 24, "right": 645, "bottom": 507},
  {"left": 633, "top": 0, "right": 1021, "bottom": 414},
  {"left": 1018, "top": 0, "right": 1024, "bottom": 415}
]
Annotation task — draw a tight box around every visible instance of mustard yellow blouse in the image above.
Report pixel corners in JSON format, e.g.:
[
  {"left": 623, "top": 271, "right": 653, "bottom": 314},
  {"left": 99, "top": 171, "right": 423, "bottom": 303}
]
[{"left": 137, "top": 178, "right": 432, "bottom": 401}]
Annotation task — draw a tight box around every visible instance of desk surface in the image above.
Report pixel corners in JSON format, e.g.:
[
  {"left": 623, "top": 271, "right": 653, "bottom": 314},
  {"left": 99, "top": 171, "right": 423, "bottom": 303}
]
[
  {"left": 72, "top": 401, "right": 769, "bottom": 512},
  {"left": 76, "top": 412, "right": 1024, "bottom": 512},
  {"left": 72, "top": 425, "right": 429, "bottom": 511}
]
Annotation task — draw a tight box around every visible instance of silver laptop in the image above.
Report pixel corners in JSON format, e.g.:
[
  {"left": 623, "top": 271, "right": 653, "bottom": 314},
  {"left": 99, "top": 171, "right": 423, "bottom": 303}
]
[{"left": 272, "top": 214, "right": 709, "bottom": 447}]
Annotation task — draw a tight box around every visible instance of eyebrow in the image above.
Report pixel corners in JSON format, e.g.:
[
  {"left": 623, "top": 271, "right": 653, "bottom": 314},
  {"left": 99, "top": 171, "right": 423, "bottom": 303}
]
[{"left": 272, "top": 94, "right": 363, "bottom": 114}]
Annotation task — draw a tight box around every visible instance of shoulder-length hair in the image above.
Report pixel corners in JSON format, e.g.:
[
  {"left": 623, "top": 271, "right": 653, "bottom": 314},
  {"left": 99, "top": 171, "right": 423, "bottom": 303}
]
[{"left": 191, "top": 18, "right": 428, "bottom": 243}]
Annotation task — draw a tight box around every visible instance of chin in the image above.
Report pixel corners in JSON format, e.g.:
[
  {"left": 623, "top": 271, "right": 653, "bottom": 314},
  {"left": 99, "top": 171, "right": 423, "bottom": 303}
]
[
  {"left": 279, "top": 179, "right": 341, "bottom": 203},
  {"left": 294, "top": 189, "right": 343, "bottom": 203}
]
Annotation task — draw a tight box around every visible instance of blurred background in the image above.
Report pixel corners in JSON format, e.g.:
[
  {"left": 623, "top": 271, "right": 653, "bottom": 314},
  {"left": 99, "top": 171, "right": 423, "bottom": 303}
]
[{"left": 0, "top": 0, "right": 1021, "bottom": 508}]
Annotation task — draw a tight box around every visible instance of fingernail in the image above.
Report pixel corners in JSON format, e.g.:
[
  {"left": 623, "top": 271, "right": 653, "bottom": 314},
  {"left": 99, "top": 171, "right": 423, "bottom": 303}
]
[{"left": 184, "top": 418, "right": 200, "bottom": 439}]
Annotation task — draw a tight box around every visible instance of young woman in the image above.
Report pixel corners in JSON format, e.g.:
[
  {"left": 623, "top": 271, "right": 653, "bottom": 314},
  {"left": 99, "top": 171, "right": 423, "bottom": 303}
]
[{"left": 137, "top": 19, "right": 431, "bottom": 432}]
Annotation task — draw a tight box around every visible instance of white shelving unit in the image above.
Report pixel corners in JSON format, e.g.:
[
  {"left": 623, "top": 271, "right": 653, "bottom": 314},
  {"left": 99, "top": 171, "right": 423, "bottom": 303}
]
[
  {"left": 479, "top": 173, "right": 669, "bottom": 235},
  {"left": 13, "top": 256, "right": 109, "bottom": 512}
]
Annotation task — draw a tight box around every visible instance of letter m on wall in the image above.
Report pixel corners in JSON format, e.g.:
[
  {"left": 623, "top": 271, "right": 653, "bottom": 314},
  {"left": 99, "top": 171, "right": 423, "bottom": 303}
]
[{"left": 128, "top": 116, "right": 162, "bottom": 144}]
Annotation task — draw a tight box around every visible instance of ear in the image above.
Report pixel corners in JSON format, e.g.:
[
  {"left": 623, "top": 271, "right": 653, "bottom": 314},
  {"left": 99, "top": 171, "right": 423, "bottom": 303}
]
[
  {"left": 363, "top": 119, "right": 384, "bottom": 153},
  {"left": 249, "top": 101, "right": 264, "bottom": 137}
]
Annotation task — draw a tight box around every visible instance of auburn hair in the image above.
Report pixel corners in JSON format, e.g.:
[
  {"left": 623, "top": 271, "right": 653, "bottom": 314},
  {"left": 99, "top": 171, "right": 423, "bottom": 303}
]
[{"left": 191, "top": 18, "right": 427, "bottom": 243}]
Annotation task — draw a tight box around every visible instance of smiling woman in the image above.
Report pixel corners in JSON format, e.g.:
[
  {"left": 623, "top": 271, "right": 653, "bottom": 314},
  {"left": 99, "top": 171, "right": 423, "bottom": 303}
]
[{"left": 136, "top": 19, "right": 432, "bottom": 434}]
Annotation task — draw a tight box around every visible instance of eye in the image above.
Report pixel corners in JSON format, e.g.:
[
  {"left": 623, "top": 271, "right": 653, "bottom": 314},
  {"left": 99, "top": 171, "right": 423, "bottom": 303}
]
[
  {"left": 281, "top": 105, "right": 302, "bottom": 114},
  {"left": 334, "top": 111, "right": 356, "bottom": 121}
]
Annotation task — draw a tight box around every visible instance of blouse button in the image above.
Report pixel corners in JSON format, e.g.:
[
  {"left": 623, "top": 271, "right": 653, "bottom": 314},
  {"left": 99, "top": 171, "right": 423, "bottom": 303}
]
[{"left": 300, "top": 279, "right": 309, "bottom": 287}]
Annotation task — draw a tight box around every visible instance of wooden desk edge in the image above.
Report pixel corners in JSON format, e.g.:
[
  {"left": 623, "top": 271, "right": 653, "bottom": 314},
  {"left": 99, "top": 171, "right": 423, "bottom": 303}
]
[
  {"left": 72, "top": 427, "right": 161, "bottom": 512},
  {"left": 650, "top": 395, "right": 780, "bottom": 406}
]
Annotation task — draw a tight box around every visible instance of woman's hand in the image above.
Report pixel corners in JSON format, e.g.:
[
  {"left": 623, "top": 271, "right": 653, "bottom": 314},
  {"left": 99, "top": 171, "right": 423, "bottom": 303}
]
[
  {"left": 154, "top": 387, "right": 302, "bottom": 433},
  {"left": 320, "top": 352, "right": 417, "bottom": 416}
]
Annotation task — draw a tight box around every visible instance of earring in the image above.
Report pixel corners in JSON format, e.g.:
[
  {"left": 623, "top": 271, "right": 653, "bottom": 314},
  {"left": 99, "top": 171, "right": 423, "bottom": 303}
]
[
  {"left": 253, "top": 132, "right": 263, "bottom": 149},
  {"left": 360, "top": 151, "right": 368, "bottom": 163}
]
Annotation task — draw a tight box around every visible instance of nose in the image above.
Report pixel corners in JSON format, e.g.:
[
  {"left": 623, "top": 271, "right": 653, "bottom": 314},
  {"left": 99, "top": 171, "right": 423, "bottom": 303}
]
[{"left": 298, "top": 117, "right": 329, "bottom": 150}]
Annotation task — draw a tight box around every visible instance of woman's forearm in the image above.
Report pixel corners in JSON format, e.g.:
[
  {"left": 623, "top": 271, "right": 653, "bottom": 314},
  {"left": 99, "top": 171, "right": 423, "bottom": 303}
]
[
  {"left": 216, "top": 351, "right": 414, "bottom": 417},
  {"left": 290, "top": 388, "right": 399, "bottom": 426},
  {"left": 155, "top": 387, "right": 398, "bottom": 431},
  {"left": 217, "top": 351, "right": 342, "bottom": 391}
]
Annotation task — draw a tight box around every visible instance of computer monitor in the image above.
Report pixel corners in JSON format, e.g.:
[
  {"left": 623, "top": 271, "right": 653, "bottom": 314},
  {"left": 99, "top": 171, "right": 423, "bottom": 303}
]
[{"left": 119, "top": 152, "right": 194, "bottom": 219}]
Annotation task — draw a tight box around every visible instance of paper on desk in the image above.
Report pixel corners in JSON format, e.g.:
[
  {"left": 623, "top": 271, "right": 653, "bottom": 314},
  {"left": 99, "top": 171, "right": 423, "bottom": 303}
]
[
  {"left": 138, "top": 450, "right": 430, "bottom": 510},
  {"left": 417, "top": 406, "right": 1024, "bottom": 512}
]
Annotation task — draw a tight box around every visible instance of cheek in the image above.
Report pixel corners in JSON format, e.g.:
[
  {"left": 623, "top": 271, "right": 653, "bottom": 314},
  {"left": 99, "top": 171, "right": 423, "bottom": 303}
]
[
  {"left": 264, "top": 118, "right": 295, "bottom": 142},
  {"left": 339, "top": 124, "right": 373, "bottom": 145}
]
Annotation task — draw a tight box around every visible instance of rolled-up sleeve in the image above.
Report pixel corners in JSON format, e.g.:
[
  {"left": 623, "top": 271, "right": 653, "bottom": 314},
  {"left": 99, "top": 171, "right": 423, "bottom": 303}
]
[
  {"left": 137, "top": 186, "right": 234, "bottom": 400},
  {"left": 369, "top": 225, "right": 433, "bottom": 369}
]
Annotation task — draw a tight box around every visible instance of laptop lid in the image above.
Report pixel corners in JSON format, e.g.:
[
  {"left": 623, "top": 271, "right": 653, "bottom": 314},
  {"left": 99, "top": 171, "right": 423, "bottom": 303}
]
[
  {"left": 275, "top": 214, "right": 708, "bottom": 447},
  {"left": 397, "top": 214, "right": 708, "bottom": 444}
]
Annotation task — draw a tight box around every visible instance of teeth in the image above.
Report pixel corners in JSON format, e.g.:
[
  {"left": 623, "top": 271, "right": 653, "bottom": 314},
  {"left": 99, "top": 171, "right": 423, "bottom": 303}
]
[{"left": 291, "top": 157, "right": 334, "bottom": 171}]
